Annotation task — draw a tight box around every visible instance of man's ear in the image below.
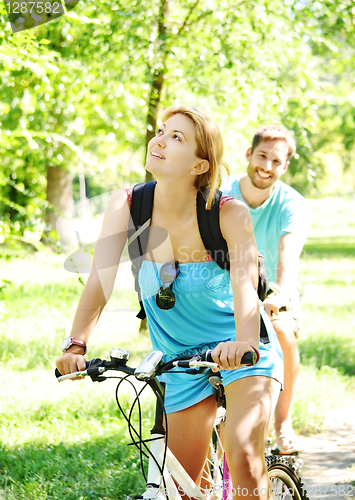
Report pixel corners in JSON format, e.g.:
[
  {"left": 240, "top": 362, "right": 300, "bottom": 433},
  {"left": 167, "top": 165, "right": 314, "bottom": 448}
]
[
  {"left": 191, "top": 159, "right": 210, "bottom": 176},
  {"left": 283, "top": 160, "right": 290, "bottom": 174},
  {"left": 246, "top": 147, "right": 252, "bottom": 161}
]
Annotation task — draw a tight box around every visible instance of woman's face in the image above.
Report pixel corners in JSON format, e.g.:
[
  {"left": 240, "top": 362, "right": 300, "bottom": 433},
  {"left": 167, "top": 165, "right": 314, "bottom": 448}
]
[{"left": 146, "top": 113, "right": 204, "bottom": 179}]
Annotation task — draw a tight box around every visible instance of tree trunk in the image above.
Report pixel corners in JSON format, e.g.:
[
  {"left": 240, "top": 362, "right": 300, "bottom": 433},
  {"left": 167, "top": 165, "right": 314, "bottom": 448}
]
[
  {"left": 140, "top": 0, "right": 169, "bottom": 332},
  {"left": 144, "top": 0, "right": 169, "bottom": 183},
  {"left": 144, "top": 69, "right": 165, "bottom": 183},
  {"left": 46, "top": 166, "right": 75, "bottom": 249}
]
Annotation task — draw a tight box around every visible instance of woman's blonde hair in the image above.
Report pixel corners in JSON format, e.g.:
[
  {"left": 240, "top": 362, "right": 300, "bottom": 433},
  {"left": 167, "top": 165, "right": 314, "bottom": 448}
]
[{"left": 160, "top": 105, "right": 230, "bottom": 209}]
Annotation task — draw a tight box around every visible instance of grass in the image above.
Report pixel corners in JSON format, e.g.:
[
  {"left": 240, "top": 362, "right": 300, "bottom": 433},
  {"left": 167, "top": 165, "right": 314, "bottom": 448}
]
[
  {"left": 0, "top": 438, "right": 146, "bottom": 500},
  {"left": 303, "top": 239, "right": 355, "bottom": 259},
  {"left": 289, "top": 198, "right": 355, "bottom": 432},
  {"left": 292, "top": 365, "right": 354, "bottom": 433},
  {"left": 0, "top": 249, "right": 153, "bottom": 499},
  {"left": 1, "top": 196, "right": 355, "bottom": 498},
  {"left": 0, "top": 367, "right": 155, "bottom": 499}
]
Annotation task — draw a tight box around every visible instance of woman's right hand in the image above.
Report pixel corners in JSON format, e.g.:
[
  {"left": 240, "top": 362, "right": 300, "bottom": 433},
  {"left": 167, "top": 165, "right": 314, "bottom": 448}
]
[{"left": 56, "top": 346, "right": 87, "bottom": 379}]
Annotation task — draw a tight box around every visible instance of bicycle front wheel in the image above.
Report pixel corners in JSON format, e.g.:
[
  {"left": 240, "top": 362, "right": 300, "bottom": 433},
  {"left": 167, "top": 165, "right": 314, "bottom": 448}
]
[{"left": 266, "top": 456, "right": 309, "bottom": 500}]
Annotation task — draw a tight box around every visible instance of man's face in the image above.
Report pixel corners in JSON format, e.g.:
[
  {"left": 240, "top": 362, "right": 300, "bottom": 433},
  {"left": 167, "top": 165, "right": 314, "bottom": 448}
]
[{"left": 246, "top": 140, "right": 290, "bottom": 190}]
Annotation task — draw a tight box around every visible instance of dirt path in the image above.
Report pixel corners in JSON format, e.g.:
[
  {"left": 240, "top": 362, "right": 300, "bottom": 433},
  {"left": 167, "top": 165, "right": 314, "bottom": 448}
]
[{"left": 297, "top": 401, "right": 355, "bottom": 500}]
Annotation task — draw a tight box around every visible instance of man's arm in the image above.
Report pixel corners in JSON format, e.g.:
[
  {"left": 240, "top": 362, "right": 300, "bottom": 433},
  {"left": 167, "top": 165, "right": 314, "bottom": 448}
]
[
  {"left": 263, "top": 232, "right": 304, "bottom": 316},
  {"left": 277, "top": 232, "right": 304, "bottom": 292}
]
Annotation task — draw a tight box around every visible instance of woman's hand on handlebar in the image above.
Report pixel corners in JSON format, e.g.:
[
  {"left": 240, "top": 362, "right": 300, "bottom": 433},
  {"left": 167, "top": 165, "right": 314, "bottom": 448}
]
[
  {"left": 211, "top": 341, "right": 255, "bottom": 371},
  {"left": 56, "top": 345, "right": 87, "bottom": 380}
]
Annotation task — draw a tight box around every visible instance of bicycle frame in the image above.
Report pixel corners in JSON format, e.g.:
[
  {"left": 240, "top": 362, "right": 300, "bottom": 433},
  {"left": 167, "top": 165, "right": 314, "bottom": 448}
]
[
  {"left": 57, "top": 349, "right": 224, "bottom": 500},
  {"left": 56, "top": 348, "right": 307, "bottom": 500},
  {"left": 145, "top": 438, "right": 207, "bottom": 499},
  {"left": 141, "top": 386, "right": 216, "bottom": 500},
  {"left": 132, "top": 364, "right": 213, "bottom": 500}
]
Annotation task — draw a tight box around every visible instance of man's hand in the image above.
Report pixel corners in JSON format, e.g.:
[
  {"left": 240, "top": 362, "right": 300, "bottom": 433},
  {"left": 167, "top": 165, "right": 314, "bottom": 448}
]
[{"left": 263, "top": 293, "right": 287, "bottom": 319}]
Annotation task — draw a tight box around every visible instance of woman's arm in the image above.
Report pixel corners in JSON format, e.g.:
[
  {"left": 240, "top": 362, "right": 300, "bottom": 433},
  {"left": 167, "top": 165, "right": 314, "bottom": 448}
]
[
  {"left": 211, "top": 198, "right": 260, "bottom": 369},
  {"left": 56, "top": 188, "right": 130, "bottom": 375}
]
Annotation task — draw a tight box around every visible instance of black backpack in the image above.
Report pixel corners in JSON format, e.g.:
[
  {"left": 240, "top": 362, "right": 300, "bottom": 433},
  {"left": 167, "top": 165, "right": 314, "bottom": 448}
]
[{"left": 127, "top": 181, "right": 269, "bottom": 343}]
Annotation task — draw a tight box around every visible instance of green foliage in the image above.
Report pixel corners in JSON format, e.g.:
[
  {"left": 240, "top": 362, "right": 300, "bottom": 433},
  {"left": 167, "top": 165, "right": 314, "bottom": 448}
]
[
  {"left": 0, "top": 10, "right": 56, "bottom": 236},
  {"left": 1, "top": 0, "right": 355, "bottom": 239}
]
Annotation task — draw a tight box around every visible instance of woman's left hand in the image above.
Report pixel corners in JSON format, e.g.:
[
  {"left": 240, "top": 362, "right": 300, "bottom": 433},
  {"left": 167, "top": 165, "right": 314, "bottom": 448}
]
[{"left": 211, "top": 340, "right": 255, "bottom": 371}]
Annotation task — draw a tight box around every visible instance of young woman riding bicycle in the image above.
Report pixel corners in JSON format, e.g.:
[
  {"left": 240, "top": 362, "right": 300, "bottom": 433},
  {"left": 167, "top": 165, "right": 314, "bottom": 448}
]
[{"left": 56, "top": 105, "right": 283, "bottom": 499}]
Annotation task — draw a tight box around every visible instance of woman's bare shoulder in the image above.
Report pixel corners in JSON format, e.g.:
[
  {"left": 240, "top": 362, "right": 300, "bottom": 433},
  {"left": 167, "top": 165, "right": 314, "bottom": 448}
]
[
  {"left": 100, "top": 188, "right": 131, "bottom": 234},
  {"left": 219, "top": 197, "right": 254, "bottom": 242},
  {"left": 220, "top": 197, "right": 251, "bottom": 222},
  {"left": 107, "top": 188, "right": 130, "bottom": 209}
]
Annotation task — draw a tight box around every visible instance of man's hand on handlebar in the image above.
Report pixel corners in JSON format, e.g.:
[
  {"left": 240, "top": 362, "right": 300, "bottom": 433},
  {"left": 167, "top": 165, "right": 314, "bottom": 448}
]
[
  {"left": 56, "top": 345, "right": 87, "bottom": 381},
  {"left": 263, "top": 293, "right": 287, "bottom": 319}
]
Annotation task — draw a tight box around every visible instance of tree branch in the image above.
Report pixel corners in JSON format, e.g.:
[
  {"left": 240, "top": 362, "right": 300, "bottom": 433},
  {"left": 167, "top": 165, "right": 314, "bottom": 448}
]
[
  {"left": 177, "top": 0, "right": 251, "bottom": 35},
  {"left": 177, "top": 0, "right": 201, "bottom": 37}
]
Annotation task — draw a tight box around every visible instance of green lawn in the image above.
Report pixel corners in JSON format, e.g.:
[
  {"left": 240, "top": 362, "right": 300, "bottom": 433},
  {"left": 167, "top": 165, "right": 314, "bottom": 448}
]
[
  {"left": 1, "top": 196, "right": 355, "bottom": 499},
  {"left": 293, "top": 198, "right": 355, "bottom": 433}
]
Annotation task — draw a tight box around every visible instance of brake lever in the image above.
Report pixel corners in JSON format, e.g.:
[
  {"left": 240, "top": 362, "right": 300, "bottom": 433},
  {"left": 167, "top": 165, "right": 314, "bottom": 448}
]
[
  {"left": 186, "top": 367, "right": 210, "bottom": 374},
  {"left": 87, "top": 365, "right": 109, "bottom": 382}
]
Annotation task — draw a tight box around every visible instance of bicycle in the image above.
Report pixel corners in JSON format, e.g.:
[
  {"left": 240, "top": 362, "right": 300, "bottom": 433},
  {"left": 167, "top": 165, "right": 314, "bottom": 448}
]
[{"left": 56, "top": 348, "right": 309, "bottom": 500}]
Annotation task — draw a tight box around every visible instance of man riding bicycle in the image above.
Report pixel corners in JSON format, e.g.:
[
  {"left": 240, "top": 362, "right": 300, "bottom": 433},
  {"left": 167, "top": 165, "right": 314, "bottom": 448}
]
[{"left": 222, "top": 125, "right": 309, "bottom": 454}]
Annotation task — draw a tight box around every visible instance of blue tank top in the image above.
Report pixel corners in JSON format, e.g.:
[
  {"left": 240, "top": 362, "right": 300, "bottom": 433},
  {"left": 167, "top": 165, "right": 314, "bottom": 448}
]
[{"left": 138, "top": 260, "right": 237, "bottom": 358}]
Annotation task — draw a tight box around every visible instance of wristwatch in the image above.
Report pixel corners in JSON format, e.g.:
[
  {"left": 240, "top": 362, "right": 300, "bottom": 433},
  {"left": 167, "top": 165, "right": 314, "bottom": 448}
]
[{"left": 61, "top": 337, "right": 87, "bottom": 354}]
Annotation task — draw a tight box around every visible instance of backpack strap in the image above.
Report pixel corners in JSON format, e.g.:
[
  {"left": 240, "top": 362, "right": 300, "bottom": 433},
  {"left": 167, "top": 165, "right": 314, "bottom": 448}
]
[
  {"left": 196, "top": 189, "right": 230, "bottom": 270},
  {"left": 128, "top": 180, "right": 157, "bottom": 319},
  {"left": 197, "top": 188, "right": 269, "bottom": 344}
]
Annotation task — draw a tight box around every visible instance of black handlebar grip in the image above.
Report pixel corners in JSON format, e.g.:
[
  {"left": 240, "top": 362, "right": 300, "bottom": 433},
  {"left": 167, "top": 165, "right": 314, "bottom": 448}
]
[
  {"left": 202, "top": 349, "right": 256, "bottom": 366},
  {"left": 203, "top": 349, "right": 214, "bottom": 363},
  {"left": 241, "top": 351, "right": 257, "bottom": 365}
]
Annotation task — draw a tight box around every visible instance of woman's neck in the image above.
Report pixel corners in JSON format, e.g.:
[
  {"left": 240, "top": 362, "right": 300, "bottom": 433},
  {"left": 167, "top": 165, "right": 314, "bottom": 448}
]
[{"left": 153, "top": 177, "right": 198, "bottom": 219}]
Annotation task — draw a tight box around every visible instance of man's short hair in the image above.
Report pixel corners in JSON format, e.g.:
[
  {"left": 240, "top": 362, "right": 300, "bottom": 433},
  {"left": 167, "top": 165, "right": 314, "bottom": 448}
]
[{"left": 251, "top": 125, "right": 296, "bottom": 161}]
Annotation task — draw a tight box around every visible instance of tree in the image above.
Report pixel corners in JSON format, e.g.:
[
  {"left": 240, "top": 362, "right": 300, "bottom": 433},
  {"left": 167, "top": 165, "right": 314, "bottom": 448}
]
[{"left": 1, "top": 0, "right": 355, "bottom": 244}]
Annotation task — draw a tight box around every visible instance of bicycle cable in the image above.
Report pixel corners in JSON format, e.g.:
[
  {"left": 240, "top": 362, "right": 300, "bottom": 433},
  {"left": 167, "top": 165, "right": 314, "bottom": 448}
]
[{"left": 114, "top": 374, "right": 170, "bottom": 497}]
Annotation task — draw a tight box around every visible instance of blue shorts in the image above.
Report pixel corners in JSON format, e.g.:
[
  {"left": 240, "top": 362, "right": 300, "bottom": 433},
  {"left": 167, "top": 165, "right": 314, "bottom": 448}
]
[{"left": 160, "top": 308, "right": 284, "bottom": 414}]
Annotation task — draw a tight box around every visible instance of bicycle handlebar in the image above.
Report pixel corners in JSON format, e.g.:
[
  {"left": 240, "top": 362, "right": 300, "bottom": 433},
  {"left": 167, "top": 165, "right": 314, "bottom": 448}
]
[{"left": 55, "top": 348, "right": 256, "bottom": 383}]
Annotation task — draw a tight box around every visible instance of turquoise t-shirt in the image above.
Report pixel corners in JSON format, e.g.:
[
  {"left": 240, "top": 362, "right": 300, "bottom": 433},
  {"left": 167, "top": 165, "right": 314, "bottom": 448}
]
[{"left": 222, "top": 174, "right": 309, "bottom": 284}]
